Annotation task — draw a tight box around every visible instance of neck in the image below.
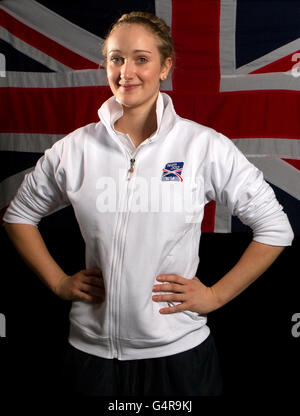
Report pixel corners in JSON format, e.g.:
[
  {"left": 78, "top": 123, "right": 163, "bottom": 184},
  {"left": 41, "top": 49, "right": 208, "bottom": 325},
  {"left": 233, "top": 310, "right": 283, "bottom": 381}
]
[{"left": 114, "top": 96, "right": 159, "bottom": 147}]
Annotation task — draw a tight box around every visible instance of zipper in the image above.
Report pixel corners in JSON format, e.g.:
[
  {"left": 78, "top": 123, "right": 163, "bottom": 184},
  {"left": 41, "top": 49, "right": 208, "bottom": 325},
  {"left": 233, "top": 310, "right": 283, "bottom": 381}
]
[
  {"left": 108, "top": 194, "right": 124, "bottom": 358},
  {"left": 109, "top": 141, "right": 149, "bottom": 358},
  {"left": 127, "top": 158, "right": 136, "bottom": 180}
]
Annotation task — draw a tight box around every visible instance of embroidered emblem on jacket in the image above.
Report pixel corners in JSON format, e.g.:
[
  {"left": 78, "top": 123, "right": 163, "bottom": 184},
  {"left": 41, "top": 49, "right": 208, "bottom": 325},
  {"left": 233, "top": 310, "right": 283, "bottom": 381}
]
[{"left": 161, "top": 162, "right": 184, "bottom": 182}]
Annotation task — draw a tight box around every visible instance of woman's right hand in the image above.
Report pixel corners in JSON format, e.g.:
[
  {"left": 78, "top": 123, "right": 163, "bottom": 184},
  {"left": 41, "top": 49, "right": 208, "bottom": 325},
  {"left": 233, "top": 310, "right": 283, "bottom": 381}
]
[{"left": 54, "top": 267, "right": 105, "bottom": 304}]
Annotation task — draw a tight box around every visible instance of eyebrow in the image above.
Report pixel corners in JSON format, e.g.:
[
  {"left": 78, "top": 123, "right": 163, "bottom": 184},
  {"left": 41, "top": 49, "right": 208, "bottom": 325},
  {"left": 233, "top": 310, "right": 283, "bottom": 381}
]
[{"left": 108, "top": 49, "right": 152, "bottom": 54}]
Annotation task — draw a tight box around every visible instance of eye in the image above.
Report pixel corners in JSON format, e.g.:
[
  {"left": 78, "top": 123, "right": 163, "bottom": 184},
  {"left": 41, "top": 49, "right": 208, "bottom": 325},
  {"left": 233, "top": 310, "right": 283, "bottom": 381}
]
[
  {"left": 137, "top": 57, "right": 148, "bottom": 63},
  {"left": 110, "top": 56, "right": 123, "bottom": 64}
]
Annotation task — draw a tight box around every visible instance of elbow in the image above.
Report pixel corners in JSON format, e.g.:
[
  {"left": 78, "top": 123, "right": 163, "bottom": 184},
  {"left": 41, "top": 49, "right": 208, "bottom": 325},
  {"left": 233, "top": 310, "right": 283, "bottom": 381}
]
[
  {"left": 2, "top": 221, "right": 16, "bottom": 241},
  {"left": 2, "top": 221, "right": 12, "bottom": 231},
  {"left": 2, "top": 221, "right": 38, "bottom": 236}
]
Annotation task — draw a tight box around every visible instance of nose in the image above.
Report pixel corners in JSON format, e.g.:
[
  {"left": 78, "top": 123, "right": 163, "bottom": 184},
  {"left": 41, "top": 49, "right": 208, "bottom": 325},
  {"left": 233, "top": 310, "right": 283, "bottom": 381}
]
[{"left": 120, "top": 59, "right": 134, "bottom": 80}]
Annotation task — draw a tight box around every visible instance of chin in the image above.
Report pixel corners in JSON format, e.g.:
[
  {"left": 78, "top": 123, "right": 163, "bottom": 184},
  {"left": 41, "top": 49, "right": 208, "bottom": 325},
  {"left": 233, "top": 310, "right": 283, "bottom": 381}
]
[{"left": 117, "top": 96, "right": 142, "bottom": 108}]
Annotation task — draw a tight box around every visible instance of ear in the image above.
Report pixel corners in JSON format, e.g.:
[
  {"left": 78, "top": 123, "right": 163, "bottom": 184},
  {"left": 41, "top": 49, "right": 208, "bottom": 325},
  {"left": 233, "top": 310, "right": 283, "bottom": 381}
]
[{"left": 160, "top": 57, "right": 172, "bottom": 81}]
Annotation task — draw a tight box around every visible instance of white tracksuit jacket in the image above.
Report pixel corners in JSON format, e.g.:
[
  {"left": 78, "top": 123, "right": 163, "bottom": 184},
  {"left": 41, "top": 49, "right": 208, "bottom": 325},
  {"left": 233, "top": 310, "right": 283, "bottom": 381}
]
[{"left": 3, "top": 92, "right": 294, "bottom": 360}]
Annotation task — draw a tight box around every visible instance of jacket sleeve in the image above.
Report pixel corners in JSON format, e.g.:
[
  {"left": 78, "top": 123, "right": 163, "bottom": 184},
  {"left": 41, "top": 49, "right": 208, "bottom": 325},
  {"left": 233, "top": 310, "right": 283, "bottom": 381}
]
[
  {"left": 3, "top": 139, "right": 70, "bottom": 226},
  {"left": 204, "top": 132, "right": 294, "bottom": 246}
]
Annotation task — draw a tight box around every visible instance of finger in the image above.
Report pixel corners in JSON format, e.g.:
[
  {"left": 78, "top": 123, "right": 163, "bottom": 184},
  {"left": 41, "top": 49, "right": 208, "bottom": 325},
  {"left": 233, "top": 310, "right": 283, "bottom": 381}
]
[
  {"left": 152, "top": 293, "right": 185, "bottom": 302},
  {"left": 83, "top": 275, "right": 105, "bottom": 287},
  {"left": 158, "top": 303, "right": 188, "bottom": 314},
  {"left": 80, "top": 282, "right": 105, "bottom": 297},
  {"left": 156, "top": 274, "right": 187, "bottom": 285},
  {"left": 76, "top": 291, "right": 104, "bottom": 304},
  {"left": 82, "top": 268, "right": 103, "bottom": 277},
  {"left": 153, "top": 283, "right": 183, "bottom": 293}
]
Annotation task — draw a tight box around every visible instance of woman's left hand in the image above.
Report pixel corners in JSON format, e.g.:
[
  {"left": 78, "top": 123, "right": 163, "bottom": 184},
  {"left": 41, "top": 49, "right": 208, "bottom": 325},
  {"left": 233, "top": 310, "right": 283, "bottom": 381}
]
[{"left": 152, "top": 274, "right": 220, "bottom": 315}]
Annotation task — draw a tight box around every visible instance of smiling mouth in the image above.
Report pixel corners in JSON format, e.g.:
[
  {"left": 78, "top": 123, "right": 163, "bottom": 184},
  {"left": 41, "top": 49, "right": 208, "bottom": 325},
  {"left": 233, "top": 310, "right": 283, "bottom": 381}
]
[{"left": 119, "top": 84, "right": 141, "bottom": 90}]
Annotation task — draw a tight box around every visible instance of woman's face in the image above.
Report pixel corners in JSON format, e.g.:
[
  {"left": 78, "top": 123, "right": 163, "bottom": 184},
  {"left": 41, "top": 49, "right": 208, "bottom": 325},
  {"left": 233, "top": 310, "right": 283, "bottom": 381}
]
[{"left": 106, "top": 24, "right": 172, "bottom": 113}]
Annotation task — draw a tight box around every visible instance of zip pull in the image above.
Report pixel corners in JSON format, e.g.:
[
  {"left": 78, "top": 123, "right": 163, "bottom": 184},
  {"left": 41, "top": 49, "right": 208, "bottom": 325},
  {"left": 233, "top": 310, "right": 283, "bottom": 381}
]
[{"left": 127, "top": 158, "right": 136, "bottom": 180}]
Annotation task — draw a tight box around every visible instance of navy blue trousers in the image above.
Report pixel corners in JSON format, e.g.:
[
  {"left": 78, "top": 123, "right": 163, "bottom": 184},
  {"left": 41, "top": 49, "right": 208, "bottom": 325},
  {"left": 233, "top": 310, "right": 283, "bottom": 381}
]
[{"left": 60, "top": 333, "right": 223, "bottom": 396}]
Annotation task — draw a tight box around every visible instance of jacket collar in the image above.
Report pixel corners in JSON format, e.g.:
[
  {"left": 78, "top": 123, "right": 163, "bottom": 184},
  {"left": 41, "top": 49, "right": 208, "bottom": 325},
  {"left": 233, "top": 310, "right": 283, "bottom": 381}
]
[{"left": 98, "top": 92, "right": 176, "bottom": 149}]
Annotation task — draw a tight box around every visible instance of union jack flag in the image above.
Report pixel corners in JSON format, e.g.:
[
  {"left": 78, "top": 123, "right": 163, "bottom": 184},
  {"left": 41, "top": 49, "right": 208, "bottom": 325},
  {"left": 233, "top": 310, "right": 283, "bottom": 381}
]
[
  {"left": 0, "top": 0, "right": 299, "bottom": 235},
  {"left": 162, "top": 162, "right": 184, "bottom": 182}
]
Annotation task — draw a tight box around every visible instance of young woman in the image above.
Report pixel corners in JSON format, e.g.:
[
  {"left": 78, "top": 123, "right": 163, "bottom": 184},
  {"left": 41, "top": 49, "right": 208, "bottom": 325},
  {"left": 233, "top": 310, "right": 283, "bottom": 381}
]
[{"left": 3, "top": 12, "right": 293, "bottom": 396}]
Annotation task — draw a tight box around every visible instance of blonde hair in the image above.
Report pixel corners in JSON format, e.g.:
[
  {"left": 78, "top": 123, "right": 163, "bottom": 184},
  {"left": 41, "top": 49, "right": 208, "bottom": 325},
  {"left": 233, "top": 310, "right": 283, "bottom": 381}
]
[{"left": 102, "top": 11, "right": 175, "bottom": 66}]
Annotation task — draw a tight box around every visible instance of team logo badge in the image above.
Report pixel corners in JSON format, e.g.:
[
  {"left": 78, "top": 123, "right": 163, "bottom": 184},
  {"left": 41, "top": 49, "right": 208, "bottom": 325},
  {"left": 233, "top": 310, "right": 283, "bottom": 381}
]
[{"left": 161, "top": 162, "right": 184, "bottom": 182}]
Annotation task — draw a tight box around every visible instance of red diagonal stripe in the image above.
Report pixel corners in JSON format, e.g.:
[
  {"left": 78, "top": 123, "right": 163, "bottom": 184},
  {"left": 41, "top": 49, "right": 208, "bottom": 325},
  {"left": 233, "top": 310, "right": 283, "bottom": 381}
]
[
  {"left": 0, "top": 9, "right": 99, "bottom": 69},
  {"left": 282, "top": 159, "right": 300, "bottom": 171},
  {"left": 250, "top": 50, "right": 300, "bottom": 74}
]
